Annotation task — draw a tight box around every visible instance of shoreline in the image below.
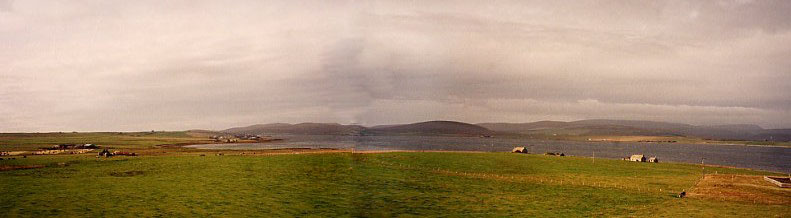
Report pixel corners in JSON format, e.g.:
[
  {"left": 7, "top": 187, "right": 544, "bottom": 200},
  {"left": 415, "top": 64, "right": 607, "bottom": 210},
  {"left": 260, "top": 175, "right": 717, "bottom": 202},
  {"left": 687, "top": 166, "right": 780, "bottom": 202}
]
[
  {"left": 171, "top": 145, "right": 791, "bottom": 174},
  {"left": 2, "top": 148, "right": 786, "bottom": 175}
]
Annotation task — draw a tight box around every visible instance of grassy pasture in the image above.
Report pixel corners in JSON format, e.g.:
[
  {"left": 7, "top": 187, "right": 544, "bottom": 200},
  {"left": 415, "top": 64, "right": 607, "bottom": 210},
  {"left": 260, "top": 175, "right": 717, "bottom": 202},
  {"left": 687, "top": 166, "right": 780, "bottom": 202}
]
[
  {"left": 1, "top": 152, "right": 787, "bottom": 217},
  {"left": 0, "top": 132, "right": 212, "bottom": 151}
]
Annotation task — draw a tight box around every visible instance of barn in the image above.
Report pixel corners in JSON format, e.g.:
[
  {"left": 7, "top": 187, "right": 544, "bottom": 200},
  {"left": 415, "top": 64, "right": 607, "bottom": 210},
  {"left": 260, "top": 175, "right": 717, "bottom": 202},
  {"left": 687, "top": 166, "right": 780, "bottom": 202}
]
[
  {"left": 630, "top": 154, "right": 646, "bottom": 162},
  {"left": 512, "top": 147, "right": 527, "bottom": 153}
]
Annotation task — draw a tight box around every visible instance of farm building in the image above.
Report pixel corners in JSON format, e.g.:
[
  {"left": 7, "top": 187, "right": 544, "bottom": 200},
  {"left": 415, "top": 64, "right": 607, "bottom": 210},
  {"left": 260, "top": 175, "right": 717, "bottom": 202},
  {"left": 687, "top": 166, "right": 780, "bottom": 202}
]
[
  {"left": 763, "top": 176, "right": 791, "bottom": 188},
  {"left": 53, "top": 144, "right": 76, "bottom": 149},
  {"left": 34, "top": 150, "right": 65, "bottom": 155},
  {"left": 80, "top": 144, "right": 99, "bottom": 149},
  {"left": 648, "top": 157, "right": 659, "bottom": 163},
  {"left": 512, "top": 147, "right": 527, "bottom": 153},
  {"left": 52, "top": 144, "right": 98, "bottom": 149},
  {"left": 630, "top": 154, "right": 646, "bottom": 162}
]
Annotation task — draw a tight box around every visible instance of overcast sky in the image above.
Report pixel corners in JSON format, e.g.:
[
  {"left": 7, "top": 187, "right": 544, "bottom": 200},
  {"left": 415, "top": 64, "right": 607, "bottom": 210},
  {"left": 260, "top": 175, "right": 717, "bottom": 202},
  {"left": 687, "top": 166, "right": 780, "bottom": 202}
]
[{"left": 1, "top": 0, "right": 790, "bottom": 132}]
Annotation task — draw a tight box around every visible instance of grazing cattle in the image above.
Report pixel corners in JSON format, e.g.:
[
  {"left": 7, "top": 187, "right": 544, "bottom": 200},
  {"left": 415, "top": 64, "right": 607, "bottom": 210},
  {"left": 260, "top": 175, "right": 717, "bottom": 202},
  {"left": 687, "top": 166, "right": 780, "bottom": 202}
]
[
  {"left": 97, "top": 149, "right": 113, "bottom": 157},
  {"left": 678, "top": 191, "right": 686, "bottom": 198}
]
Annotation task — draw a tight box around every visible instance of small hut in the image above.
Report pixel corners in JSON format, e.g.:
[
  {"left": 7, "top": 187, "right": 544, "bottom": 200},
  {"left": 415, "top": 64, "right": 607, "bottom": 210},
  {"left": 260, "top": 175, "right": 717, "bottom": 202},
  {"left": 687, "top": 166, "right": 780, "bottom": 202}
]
[
  {"left": 763, "top": 176, "right": 791, "bottom": 188},
  {"left": 512, "top": 147, "right": 527, "bottom": 153},
  {"left": 80, "top": 144, "right": 98, "bottom": 149},
  {"left": 630, "top": 154, "right": 646, "bottom": 162},
  {"left": 648, "top": 157, "right": 659, "bottom": 163}
]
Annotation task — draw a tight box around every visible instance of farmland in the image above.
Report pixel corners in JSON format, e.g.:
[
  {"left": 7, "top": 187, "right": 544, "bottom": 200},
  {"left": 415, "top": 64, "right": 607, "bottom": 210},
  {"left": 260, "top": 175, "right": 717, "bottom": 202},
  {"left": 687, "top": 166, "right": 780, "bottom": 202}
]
[
  {"left": 0, "top": 131, "right": 214, "bottom": 151},
  {"left": 1, "top": 151, "right": 788, "bottom": 217}
]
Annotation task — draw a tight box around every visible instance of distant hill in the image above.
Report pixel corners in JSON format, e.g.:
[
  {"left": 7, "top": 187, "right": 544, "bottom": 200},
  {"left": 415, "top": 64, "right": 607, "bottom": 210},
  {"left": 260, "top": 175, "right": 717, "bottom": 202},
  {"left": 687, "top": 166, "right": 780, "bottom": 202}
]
[
  {"left": 223, "top": 121, "right": 494, "bottom": 136},
  {"left": 222, "top": 119, "right": 788, "bottom": 142},
  {"left": 185, "top": 129, "right": 228, "bottom": 137},
  {"left": 364, "top": 121, "right": 494, "bottom": 136},
  {"left": 222, "top": 123, "right": 365, "bottom": 135},
  {"left": 479, "top": 120, "right": 687, "bottom": 134},
  {"left": 479, "top": 119, "right": 789, "bottom": 141},
  {"left": 476, "top": 121, "right": 568, "bottom": 132},
  {"left": 748, "top": 129, "right": 791, "bottom": 142},
  {"left": 479, "top": 121, "right": 678, "bottom": 136}
]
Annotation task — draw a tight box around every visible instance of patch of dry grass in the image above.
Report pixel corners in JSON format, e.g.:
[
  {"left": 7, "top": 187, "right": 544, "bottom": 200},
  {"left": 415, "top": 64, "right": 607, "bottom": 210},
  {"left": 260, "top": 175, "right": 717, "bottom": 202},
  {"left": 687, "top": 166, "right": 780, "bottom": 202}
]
[{"left": 689, "top": 174, "right": 791, "bottom": 205}]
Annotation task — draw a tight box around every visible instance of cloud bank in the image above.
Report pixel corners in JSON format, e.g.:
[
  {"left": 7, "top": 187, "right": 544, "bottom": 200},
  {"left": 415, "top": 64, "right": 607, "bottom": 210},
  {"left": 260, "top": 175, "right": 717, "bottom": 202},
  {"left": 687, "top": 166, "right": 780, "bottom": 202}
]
[{"left": 1, "top": 0, "right": 790, "bottom": 131}]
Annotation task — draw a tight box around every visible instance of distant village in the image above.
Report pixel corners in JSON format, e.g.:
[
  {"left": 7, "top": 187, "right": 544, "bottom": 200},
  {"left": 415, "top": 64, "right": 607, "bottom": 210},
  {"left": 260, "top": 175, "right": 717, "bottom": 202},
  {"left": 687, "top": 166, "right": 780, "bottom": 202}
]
[
  {"left": 0, "top": 143, "right": 138, "bottom": 159},
  {"left": 208, "top": 134, "right": 280, "bottom": 143}
]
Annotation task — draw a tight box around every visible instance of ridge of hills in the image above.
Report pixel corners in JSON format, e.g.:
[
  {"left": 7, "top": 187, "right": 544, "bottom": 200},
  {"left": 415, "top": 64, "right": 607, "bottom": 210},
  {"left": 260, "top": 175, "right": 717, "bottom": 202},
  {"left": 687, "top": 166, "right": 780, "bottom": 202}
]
[{"left": 220, "top": 119, "right": 791, "bottom": 142}]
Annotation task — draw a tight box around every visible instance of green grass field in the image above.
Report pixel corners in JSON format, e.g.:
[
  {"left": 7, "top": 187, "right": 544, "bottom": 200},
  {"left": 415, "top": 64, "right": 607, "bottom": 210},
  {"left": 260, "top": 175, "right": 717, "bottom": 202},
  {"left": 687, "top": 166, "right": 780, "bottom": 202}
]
[
  {"left": 1, "top": 152, "right": 787, "bottom": 217},
  {"left": 0, "top": 132, "right": 212, "bottom": 151}
]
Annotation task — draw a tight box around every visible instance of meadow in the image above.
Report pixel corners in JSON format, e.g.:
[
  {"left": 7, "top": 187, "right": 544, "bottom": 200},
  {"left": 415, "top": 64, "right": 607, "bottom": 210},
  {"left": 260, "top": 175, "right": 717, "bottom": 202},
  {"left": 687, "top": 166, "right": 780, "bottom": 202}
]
[
  {"left": 1, "top": 152, "right": 787, "bottom": 217},
  {"left": 0, "top": 131, "right": 214, "bottom": 151}
]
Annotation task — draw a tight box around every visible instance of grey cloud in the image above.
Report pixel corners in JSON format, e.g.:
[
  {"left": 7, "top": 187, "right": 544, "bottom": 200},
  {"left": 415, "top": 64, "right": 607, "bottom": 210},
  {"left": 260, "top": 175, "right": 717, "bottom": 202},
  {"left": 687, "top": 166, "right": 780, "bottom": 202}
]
[
  {"left": 1, "top": 0, "right": 790, "bottom": 131},
  {"left": 0, "top": 0, "right": 11, "bottom": 12}
]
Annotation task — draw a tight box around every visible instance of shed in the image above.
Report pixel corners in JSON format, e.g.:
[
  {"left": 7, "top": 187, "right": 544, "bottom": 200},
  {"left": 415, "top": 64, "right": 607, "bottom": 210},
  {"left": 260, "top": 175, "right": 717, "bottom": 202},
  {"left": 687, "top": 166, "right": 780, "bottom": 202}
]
[
  {"left": 630, "top": 154, "right": 646, "bottom": 162},
  {"left": 81, "top": 144, "right": 98, "bottom": 149},
  {"left": 764, "top": 176, "right": 791, "bottom": 188},
  {"left": 648, "top": 157, "right": 659, "bottom": 163},
  {"left": 512, "top": 147, "right": 527, "bottom": 153}
]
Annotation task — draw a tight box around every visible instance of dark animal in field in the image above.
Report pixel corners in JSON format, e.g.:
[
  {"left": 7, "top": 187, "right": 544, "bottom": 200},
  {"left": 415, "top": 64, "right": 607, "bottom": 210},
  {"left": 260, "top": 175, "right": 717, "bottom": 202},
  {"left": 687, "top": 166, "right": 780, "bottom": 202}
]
[
  {"left": 97, "top": 149, "right": 113, "bottom": 157},
  {"left": 678, "top": 191, "right": 686, "bottom": 198}
]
